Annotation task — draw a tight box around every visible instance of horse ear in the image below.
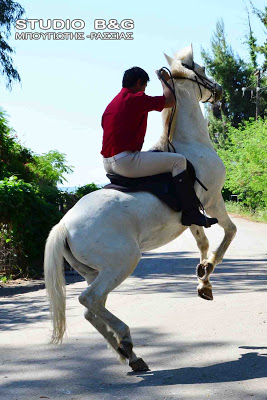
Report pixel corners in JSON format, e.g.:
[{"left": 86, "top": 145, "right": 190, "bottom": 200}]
[
  {"left": 164, "top": 53, "right": 174, "bottom": 66},
  {"left": 174, "top": 45, "right": 193, "bottom": 67},
  {"left": 190, "top": 43, "right": 194, "bottom": 62}
]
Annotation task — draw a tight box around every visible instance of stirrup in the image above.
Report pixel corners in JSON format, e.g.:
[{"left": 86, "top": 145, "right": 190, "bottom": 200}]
[{"left": 181, "top": 210, "right": 218, "bottom": 228}]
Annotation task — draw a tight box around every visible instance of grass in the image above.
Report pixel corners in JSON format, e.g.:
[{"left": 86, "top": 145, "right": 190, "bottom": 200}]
[
  {"left": 225, "top": 201, "right": 267, "bottom": 223},
  {"left": 0, "top": 274, "right": 13, "bottom": 283}
]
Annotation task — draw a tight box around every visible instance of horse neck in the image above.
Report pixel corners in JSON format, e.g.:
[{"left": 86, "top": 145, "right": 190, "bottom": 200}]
[{"left": 170, "top": 82, "right": 214, "bottom": 149}]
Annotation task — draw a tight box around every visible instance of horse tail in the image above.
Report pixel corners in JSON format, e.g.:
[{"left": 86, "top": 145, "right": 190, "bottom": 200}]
[{"left": 44, "top": 220, "right": 68, "bottom": 344}]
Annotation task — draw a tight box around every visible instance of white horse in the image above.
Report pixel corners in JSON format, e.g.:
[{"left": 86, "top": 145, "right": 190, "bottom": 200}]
[{"left": 44, "top": 45, "right": 237, "bottom": 371}]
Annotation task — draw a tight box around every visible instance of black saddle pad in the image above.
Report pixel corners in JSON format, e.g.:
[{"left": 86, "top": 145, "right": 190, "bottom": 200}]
[{"left": 103, "top": 154, "right": 196, "bottom": 212}]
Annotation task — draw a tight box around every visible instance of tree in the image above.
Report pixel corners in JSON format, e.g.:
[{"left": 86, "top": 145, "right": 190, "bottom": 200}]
[
  {"left": 0, "top": 0, "right": 25, "bottom": 90},
  {"left": 201, "top": 20, "right": 256, "bottom": 141},
  {"left": 27, "top": 150, "right": 74, "bottom": 187},
  {"left": 249, "top": 2, "right": 267, "bottom": 70},
  {"left": 246, "top": 8, "right": 258, "bottom": 69},
  {"left": 245, "top": 3, "right": 267, "bottom": 119},
  {"left": 0, "top": 108, "right": 35, "bottom": 181}
]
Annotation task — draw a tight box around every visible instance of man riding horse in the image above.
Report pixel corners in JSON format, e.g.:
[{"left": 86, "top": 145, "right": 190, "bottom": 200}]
[
  {"left": 101, "top": 67, "right": 218, "bottom": 228},
  {"left": 45, "top": 47, "right": 237, "bottom": 371}
]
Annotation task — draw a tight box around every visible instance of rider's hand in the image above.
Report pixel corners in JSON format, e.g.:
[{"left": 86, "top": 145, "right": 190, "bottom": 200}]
[{"left": 155, "top": 70, "right": 171, "bottom": 82}]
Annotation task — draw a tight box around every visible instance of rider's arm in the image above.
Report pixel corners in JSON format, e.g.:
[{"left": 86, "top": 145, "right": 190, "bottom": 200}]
[{"left": 156, "top": 70, "right": 175, "bottom": 108}]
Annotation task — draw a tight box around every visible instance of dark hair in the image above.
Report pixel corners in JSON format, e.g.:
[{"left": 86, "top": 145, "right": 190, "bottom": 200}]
[{"left": 122, "top": 67, "right": 150, "bottom": 88}]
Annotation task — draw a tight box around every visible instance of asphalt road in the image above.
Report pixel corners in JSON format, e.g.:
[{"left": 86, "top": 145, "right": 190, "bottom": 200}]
[{"left": 1, "top": 215, "right": 267, "bottom": 400}]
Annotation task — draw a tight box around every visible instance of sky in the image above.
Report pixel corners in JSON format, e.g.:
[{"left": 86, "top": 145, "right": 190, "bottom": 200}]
[{"left": 0, "top": 0, "right": 266, "bottom": 188}]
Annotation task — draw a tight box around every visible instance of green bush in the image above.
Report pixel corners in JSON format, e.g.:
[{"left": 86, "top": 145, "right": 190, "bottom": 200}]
[
  {"left": 0, "top": 176, "right": 62, "bottom": 276},
  {"left": 75, "top": 183, "right": 101, "bottom": 198},
  {"left": 218, "top": 118, "right": 267, "bottom": 210},
  {"left": 0, "top": 109, "right": 77, "bottom": 277}
]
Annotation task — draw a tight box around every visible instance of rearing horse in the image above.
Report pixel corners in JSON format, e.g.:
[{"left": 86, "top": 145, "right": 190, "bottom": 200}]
[{"left": 44, "top": 45, "right": 237, "bottom": 371}]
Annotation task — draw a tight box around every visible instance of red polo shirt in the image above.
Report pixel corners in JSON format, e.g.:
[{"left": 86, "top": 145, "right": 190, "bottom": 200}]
[{"left": 101, "top": 87, "right": 165, "bottom": 158}]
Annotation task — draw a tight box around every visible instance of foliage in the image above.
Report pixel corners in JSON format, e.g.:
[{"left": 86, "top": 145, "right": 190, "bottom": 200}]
[
  {"left": 0, "top": 109, "right": 74, "bottom": 186},
  {"left": 246, "top": 7, "right": 258, "bottom": 69},
  {"left": 245, "top": 4, "right": 267, "bottom": 119},
  {"left": 27, "top": 150, "right": 74, "bottom": 186},
  {"left": 0, "top": 222, "right": 23, "bottom": 278},
  {"left": 205, "top": 107, "right": 231, "bottom": 148},
  {"left": 202, "top": 4, "right": 267, "bottom": 141},
  {"left": 75, "top": 183, "right": 101, "bottom": 198},
  {"left": 0, "top": 0, "right": 25, "bottom": 89},
  {"left": 0, "top": 176, "right": 62, "bottom": 275},
  {"left": 225, "top": 201, "right": 267, "bottom": 223},
  {"left": 249, "top": 2, "right": 267, "bottom": 71},
  {"left": 0, "top": 109, "right": 75, "bottom": 277},
  {"left": 201, "top": 20, "right": 256, "bottom": 131},
  {"left": 0, "top": 109, "right": 102, "bottom": 278},
  {"left": 218, "top": 118, "right": 267, "bottom": 210},
  {"left": 0, "top": 108, "right": 35, "bottom": 181}
]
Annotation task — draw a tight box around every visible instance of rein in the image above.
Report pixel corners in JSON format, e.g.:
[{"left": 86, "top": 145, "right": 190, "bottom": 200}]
[{"left": 157, "top": 67, "right": 177, "bottom": 153}]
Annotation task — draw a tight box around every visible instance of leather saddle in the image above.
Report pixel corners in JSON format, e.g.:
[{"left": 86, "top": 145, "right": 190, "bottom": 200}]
[{"left": 103, "top": 151, "right": 197, "bottom": 212}]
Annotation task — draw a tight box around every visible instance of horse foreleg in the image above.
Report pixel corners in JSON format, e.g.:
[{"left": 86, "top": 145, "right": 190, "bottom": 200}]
[
  {"left": 190, "top": 225, "right": 209, "bottom": 262},
  {"left": 78, "top": 259, "right": 149, "bottom": 371},
  {"left": 196, "top": 197, "right": 237, "bottom": 300}
]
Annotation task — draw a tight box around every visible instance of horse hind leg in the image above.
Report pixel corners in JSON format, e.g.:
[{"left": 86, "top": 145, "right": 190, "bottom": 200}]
[
  {"left": 78, "top": 254, "right": 149, "bottom": 371},
  {"left": 83, "top": 302, "right": 128, "bottom": 363},
  {"left": 63, "top": 247, "right": 127, "bottom": 362},
  {"left": 84, "top": 308, "right": 145, "bottom": 370}
]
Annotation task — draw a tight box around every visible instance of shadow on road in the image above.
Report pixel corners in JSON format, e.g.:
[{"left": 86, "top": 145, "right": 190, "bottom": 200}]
[
  {"left": 123, "top": 251, "right": 267, "bottom": 295},
  {"left": 1, "top": 250, "right": 266, "bottom": 333},
  {"left": 1, "top": 329, "right": 267, "bottom": 398},
  {"left": 0, "top": 274, "right": 85, "bottom": 331},
  {"left": 1, "top": 249, "right": 266, "bottom": 302},
  {"left": 0, "top": 295, "right": 49, "bottom": 331},
  {"left": 129, "top": 352, "right": 267, "bottom": 385},
  {"left": 64, "top": 250, "right": 267, "bottom": 300}
]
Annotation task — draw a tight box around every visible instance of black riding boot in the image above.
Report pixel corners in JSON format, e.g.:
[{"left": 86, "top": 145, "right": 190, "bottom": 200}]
[{"left": 173, "top": 170, "right": 218, "bottom": 228}]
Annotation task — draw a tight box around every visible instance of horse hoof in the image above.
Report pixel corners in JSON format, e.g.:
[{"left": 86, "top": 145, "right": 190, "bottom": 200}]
[
  {"left": 198, "top": 286, "right": 213, "bottom": 301},
  {"left": 129, "top": 358, "right": 150, "bottom": 371}
]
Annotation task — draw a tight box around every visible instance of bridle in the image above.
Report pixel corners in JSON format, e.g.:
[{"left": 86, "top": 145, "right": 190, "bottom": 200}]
[
  {"left": 179, "top": 61, "right": 216, "bottom": 104},
  {"left": 157, "top": 63, "right": 217, "bottom": 154}
]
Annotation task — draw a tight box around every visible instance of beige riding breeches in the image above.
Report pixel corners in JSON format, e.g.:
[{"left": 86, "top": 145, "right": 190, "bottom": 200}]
[{"left": 103, "top": 150, "right": 186, "bottom": 178}]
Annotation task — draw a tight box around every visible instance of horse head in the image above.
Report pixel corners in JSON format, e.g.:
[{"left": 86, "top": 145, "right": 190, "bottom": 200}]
[{"left": 164, "top": 44, "right": 222, "bottom": 104}]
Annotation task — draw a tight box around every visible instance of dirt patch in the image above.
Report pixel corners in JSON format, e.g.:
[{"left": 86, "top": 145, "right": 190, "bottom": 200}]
[
  {"left": 0, "top": 272, "right": 84, "bottom": 297},
  {"left": 0, "top": 278, "right": 45, "bottom": 297}
]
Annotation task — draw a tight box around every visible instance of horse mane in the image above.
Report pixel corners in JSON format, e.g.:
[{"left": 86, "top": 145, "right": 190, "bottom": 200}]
[
  {"left": 150, "top": 47, "right": 195, "bottom": 152},
  {"left": 170, "top": 50, "right": 195, "bottom": 79}
]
